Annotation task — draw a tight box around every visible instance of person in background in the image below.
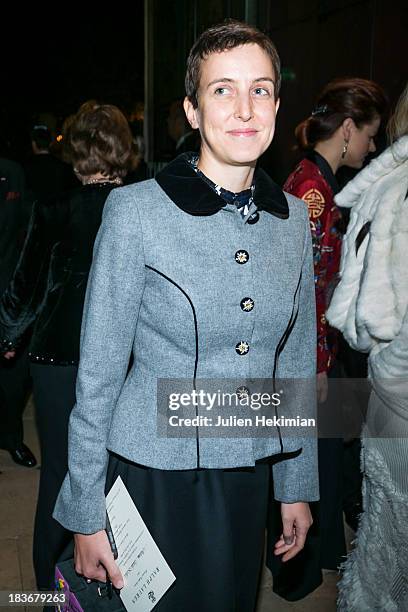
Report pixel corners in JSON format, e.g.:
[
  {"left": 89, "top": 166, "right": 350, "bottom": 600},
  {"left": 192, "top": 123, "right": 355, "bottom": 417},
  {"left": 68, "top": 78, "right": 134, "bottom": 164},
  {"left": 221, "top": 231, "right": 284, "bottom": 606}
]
[
  {"left": 327, "top": 82, "right": 408, "bottom": 612},
  {"left": 125, "top": 117, "right": 148, "bottom": 183},
  {"left": 0, "top": 154, "right": 36, "bottom": 467},
  {"left": 268, "top": 78, "right": 387, "bottom": 601},
  {"left": 167, "top": 98, "right": 201, "bottom": 156},
  {"left": 53, "top": 20, "right": 319, "bottom": 612},
  {"left": 24, "top": 124, "right": 75, "bottom": 200},
  {"left": 0, "top": 102, "right": 137, "bottom": 589}
]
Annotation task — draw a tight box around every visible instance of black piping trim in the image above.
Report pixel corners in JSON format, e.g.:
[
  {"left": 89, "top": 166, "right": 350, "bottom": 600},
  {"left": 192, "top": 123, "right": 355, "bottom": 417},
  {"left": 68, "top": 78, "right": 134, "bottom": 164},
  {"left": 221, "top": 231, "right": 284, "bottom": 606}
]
[
  {"left": 272, "top": 272, "right": 303, "bottom": 453},
  {"left": 145, "top": 265, "right": 200, "bottom": 468}
]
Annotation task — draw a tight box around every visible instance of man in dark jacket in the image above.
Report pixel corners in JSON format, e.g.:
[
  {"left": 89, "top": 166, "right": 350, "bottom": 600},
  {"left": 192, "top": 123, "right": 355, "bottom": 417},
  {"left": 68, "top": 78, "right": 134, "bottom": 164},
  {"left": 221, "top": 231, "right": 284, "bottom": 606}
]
[
  {"left": 24, "top": 125, "right": 75, "bottom": 202},
  {"left": 0, "top": 156, "right": 36, "bottom": 466}
]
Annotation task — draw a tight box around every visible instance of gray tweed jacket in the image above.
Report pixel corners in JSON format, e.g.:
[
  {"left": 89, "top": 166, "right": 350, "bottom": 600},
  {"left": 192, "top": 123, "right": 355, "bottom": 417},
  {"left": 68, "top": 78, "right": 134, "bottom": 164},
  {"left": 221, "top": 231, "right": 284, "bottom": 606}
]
[{"left": 54, "top": 155, "right": 319, "bottom": 534}]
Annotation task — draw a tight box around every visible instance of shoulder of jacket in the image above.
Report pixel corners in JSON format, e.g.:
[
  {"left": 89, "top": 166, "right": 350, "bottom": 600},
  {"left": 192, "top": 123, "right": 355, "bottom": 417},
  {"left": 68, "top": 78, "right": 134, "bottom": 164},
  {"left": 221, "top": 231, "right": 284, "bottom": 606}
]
[
  {"left": 283, "top": 191, "right": 310, "bottom": 222},
  {"left": 285, "top": 159, "right": 330, "bottom": 195},
  {"left": 101, "top": 179, "right": 162, "bottom": 224},
  {"left": 119, "top": 178, "right": 158, "bottom": 199},
  {"left": 288, "top": 157, "right": 321, "bottom": 179},
  {"left": 38, "top": 180, "right": 89, "bottom": 204},
  {"left": 336, "top": 137, "right": 408, "bottom": 208},
  {"left": 109, "top": 179, "right": 163, "bottom": 210},
  {"left": 31, "top": 190, "right": 65, "bottom": 213}
]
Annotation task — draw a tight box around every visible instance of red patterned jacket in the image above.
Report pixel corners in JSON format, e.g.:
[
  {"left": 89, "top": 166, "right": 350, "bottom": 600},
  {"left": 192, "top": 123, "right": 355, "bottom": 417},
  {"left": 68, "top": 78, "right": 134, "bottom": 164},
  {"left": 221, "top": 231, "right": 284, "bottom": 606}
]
[{"left": 284, "top": 152, "right": 342, "bottom": 373}]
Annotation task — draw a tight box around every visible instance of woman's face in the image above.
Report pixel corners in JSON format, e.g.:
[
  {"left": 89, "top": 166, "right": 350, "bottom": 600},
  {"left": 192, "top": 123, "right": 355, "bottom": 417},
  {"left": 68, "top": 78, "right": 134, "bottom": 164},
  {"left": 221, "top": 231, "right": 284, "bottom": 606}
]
[
  {"left": 184, "top": 43, "right": 280, "bottom": 173},
  {"left": 345, "top": 116, "right": 381, "bottom": 169}
]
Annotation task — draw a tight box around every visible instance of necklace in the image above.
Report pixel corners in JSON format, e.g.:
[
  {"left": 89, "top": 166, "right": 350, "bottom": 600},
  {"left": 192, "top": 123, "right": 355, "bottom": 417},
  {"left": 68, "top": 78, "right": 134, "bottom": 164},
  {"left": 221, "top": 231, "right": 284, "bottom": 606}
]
[{"left": 83, "top": 176, "right": 123, "bottom": 186}]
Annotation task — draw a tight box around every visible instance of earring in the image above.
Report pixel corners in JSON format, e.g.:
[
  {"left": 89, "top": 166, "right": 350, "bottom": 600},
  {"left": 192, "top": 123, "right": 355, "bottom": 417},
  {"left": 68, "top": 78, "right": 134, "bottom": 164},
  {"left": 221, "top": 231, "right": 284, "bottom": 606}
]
[{"left": 341, "top": 140, "right": 349, "bottom": 159}]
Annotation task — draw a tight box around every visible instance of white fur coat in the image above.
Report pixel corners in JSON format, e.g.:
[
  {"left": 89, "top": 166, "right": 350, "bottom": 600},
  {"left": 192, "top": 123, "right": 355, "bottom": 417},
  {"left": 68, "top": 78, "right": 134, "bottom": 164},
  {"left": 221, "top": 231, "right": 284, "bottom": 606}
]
[
  {"left": 333, "top": 136, "right": 408, "bottom": 611},
  {"left": 327, "top": 135, "right": 408, "bottom": 381}
]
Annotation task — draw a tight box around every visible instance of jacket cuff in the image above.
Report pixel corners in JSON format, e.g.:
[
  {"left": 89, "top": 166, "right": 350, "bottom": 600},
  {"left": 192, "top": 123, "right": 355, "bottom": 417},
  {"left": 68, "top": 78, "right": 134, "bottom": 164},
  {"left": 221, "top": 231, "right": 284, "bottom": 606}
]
[{"left": 272, "top": 439, "right": 319, "bottom": 503}]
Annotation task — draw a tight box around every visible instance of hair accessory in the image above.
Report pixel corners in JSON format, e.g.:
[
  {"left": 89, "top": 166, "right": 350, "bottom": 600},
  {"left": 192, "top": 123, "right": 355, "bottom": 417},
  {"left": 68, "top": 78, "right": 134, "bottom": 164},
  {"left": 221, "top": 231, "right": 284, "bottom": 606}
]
[{"left": 311, "top": 104, "right": 329, "bottom": 116}]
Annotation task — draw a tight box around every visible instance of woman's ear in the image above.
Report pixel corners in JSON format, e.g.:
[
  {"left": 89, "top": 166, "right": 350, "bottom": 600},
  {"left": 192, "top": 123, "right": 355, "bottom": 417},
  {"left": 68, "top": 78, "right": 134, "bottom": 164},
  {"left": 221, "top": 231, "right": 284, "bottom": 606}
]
[
  {"left": 341, "top": 117, "right": 355, "bottom": 141},
  {"left": 183, "top": 97, "right": 199, "bottom": 130}
]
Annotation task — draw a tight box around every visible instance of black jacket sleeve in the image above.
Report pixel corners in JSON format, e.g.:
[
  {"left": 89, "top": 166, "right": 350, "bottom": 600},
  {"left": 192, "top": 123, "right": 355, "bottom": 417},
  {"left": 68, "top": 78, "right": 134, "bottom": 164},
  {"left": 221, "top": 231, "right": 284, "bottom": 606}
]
[{"left": 0, "top": 200, "right": 60, "bottom": 351}]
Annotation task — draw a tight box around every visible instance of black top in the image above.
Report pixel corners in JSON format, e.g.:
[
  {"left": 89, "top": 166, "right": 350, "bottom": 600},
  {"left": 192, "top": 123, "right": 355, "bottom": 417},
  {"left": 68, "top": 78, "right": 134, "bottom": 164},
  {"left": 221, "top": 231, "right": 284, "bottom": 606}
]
[
  {"left": 306, "top": 150, "right": 340, "bottom": 195},
  {"left": 0, "top": 183, "right": 117, "bottom": 364},
  {"left": 24, "top": 153, "right": 76, "bottom": 201},
  {"left": 0, "top": 153, "right": 291, "bottom": 363},
  {"left": 0, "top": 158, "right": 28, "bottom": 295}
]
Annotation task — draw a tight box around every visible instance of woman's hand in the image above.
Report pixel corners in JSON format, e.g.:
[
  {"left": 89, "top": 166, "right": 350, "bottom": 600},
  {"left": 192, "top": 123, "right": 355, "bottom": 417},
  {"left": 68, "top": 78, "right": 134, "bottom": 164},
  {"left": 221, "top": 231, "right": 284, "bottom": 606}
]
[
  {"left": 3, "top": 350, "right": 16, "bottom": 360},
  {"left": 74, "top": 530, "right": 124, "bottom": 588},
  {"left": 316, "top": 371, "right": 328, "bottom": 404},
  {"left": 274, "top": 501, "right": 313, "bottom": 562}
]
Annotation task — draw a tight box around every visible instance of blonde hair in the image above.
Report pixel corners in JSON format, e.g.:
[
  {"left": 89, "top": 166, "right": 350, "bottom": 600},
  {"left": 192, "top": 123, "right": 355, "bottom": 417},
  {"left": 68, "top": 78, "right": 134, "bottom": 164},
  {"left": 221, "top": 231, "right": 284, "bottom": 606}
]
[{"left": 387, "top": 82, "right": 408, "bottom": 143}]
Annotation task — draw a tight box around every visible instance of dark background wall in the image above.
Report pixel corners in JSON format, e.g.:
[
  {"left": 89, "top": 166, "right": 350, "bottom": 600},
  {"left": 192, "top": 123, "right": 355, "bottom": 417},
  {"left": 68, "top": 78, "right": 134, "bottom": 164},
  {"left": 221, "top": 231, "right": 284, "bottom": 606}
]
[
  {"left": 146, "top": 0, "right": 408, "bottom": 183},
  {"left": 1, "top": 0, "right": 406, "bottom": 176},
  {"left": 265, "top": 0, "right": 408, "bottom": 183},
  {"left": 1, "top": 6, "right": 145, "bottom": 161}
]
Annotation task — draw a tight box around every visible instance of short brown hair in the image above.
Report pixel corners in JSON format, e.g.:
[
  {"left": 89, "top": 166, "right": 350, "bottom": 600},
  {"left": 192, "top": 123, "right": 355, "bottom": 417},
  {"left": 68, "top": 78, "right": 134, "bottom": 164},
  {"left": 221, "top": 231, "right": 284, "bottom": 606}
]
[
  {"left": 185, "top": 19, "right": 281, "bottom": 108},
  {"left": 63, "top": 101, "right": 138, "bottom": 179},
  {"left": 295, "top": 78, "right": 388, "bottom": 150}
]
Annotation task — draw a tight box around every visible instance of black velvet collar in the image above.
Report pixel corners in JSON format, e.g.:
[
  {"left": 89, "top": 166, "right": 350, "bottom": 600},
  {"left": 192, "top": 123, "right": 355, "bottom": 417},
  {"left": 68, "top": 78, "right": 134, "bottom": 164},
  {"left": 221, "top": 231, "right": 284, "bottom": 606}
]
[
  {"left": 306, "top": 150, "right": 340, "bottom": 195},
  {"left": 155, "top": 153, "right": 289, "bottom": 219}
]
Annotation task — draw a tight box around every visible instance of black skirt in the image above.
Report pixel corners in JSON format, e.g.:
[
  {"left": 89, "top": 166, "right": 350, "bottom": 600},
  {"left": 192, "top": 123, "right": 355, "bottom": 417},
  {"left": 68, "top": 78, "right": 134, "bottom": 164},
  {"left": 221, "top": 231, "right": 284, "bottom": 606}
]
[{"left": 105, "top": 453, "right": 270, "bottom": 612}]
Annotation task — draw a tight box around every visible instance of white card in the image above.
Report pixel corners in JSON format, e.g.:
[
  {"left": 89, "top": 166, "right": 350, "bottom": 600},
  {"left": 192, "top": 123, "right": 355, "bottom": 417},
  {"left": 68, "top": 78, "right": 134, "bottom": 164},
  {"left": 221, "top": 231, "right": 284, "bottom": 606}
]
[{"left": 106, "top": 476, "right": 176, "bottom": 611}]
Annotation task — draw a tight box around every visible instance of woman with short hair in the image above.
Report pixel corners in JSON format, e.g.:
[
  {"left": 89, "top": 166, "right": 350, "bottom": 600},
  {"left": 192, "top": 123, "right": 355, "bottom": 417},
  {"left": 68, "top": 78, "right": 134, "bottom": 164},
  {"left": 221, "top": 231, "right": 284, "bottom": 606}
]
[
  {"left": 53, "top": 20, "right": 320, "bottom": 612},
  {"left": 0, "top": 101, "right": 137, "bottom": 589}
]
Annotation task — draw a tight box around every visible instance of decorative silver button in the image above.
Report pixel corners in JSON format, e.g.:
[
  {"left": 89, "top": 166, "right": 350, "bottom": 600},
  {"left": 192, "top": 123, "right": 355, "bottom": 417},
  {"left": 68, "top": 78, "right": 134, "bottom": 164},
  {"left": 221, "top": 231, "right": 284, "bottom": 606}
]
[
  {"left": 235, "top": 341, "right": 249, "bottom": 355},
  {"left": 235, "top": 250, "right": 249, "bottom": 264},
  {"left": 236, "top": 385, "right": 250, "bottom": 399},
  {"left": 240, "top": 297, "right": 254, "bottom": 312}
]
